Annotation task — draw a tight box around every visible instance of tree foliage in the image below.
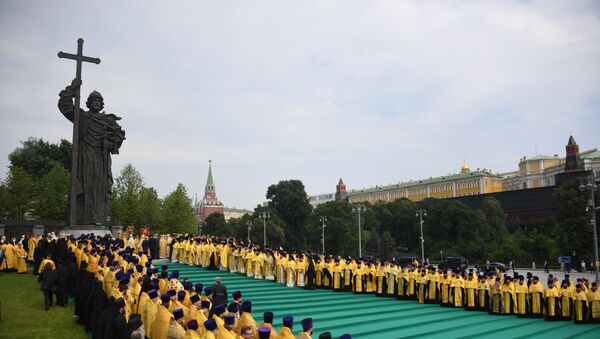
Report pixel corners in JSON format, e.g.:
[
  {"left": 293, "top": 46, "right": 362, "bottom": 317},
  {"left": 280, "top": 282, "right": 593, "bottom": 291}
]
[
  {"left": 110, "top": 163, "right": 144, "bottom": 227},
  {"left": 161, "top": 183, "right": 196, "bottom": 234},
  {"left": 203, "top": 212, "right": 228, "bottom": 237},
  {"left": 266, "top": 180, "right": 312, "bottom": 248},
  {"left": 33, "top": 164, "right": 70, "bottom": 220},
  {"left": 305, "top": 201, "right": 357, "bottom": 257},
  {"left": 553, "top": 179, "right": 598, "bottom": 261},
  {"left": 2, "top": 166, "right": 35, "bottom": 219},
  {"left": 139, "top": 187, "right": 162, "bottom": 232},
  {"left": 8, "top": 138, "right": 71, "bottom": 180}
]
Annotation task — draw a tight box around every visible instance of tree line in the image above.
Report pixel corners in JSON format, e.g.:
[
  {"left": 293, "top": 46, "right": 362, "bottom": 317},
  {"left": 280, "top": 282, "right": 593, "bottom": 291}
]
[
  {"left": 1, "top": 137, "right": 597, "bottom": 266},
  {"left": 0, "top": 138, "right": 196, "bottom": 234},
  {"left": 211, "top": 179, "right": 597, "bottom": 267}
]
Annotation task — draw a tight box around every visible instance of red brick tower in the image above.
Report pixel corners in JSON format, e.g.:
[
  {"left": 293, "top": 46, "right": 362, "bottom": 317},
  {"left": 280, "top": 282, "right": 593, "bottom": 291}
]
[
  {"left": 565, "top": 134, "right": 582, "bottom": 172},
  {"left": 200, "top": 160, "right": 224, "bottom": 220},
  {"left": 335, "top": 178, "right": 348, "bottom": 202}
]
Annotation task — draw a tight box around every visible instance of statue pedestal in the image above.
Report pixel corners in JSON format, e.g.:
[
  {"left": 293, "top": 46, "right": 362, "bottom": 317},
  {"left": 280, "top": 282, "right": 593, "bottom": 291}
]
[
  {"left": 62, "top": 224, "right": 112, "bottom": 237},
  {"left": 33, "top": 225, "right": 45, "bottom": 236}
]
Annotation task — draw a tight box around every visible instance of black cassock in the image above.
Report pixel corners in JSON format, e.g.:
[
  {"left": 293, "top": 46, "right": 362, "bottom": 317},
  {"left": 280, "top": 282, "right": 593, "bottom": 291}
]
[
  {"left": 305, "top": 259, "right": 316, "bottom": 290},
  {"left": 112, "top": 313, "right": 130, "bottom": 339},
  {"left": 33, "top": 242, "right": 47, "bottom": 275},
  {"left": 85, "top": 279, "right": 107, "bottom": 332},
  {"left": 93, "top": 297, "right": 116, "bottom": 339},
  {"left": 56, "top": 265, "right": 69, "bottom": 306},
  {"left": 56, "top": 238, "right": 69, "bottom": 263},
  {"left": 75, "top": 270, "right": 93, "bottom": 324},
  {"left": 67, "top": 258, "right": 78, "bottom": 297}
]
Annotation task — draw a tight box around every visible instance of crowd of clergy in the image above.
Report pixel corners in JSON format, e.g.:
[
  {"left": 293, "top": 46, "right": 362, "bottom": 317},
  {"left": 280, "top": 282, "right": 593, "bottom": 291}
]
[
  {"left": 0, "top": 232, "right": 353, "bottom": 339},
  {"left": 1, "top": 232, "right": 599, "bottom": 338},
  {"left": 168, "top": 234, "right": 600, "bottom": 324}
]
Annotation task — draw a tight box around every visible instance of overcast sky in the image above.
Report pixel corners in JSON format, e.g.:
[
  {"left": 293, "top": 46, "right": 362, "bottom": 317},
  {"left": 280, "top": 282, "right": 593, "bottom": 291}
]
[{"left": 1, "top": 1, "right": 599, "bottom": 210}]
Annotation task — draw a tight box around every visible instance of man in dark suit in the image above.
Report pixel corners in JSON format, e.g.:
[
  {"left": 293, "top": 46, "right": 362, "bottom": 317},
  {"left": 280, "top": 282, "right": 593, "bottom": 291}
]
[
  {"left": 211, "top": 277, "right": 228, "bottom": 308},
  {"left": 38, "top": 262, "right": 57, "bottom": 310}
]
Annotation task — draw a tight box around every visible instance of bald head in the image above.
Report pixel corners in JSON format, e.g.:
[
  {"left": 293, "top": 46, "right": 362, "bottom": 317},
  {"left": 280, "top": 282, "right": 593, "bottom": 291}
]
[{"left": 215, "top": 277, "right": 221, "bottom": 283}]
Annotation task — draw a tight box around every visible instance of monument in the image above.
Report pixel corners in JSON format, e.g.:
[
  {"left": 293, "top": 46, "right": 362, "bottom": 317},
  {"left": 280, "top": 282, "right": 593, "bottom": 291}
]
[{"left": 57, "top": 38, "right": 125, "bottom": 230}]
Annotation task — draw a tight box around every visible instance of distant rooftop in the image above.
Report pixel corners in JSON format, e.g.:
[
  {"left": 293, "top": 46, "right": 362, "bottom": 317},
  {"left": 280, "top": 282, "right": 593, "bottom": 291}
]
[{"left": 348, "top": 170, "right": 501, "bottom": 195}]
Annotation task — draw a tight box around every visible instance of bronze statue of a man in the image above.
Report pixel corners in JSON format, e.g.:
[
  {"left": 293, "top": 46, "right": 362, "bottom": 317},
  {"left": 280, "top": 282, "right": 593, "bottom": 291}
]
[{"left": 58, "top": 79, "right": 125, "bottom": 225}]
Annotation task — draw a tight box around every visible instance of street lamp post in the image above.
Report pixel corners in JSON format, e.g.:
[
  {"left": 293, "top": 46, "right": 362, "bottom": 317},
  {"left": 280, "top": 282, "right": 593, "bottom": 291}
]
[
  {"left": 579, "top": 176, "right": 599, "bottom": 284},
  {"left": 259, "top": 212, "right": 270, "bottom": 248},
  {"left": 352, "top": 205, "right": 366, "bottom": 258},
  {"left": 320, "top": 216, "right": 327, "bottom": 254},
  {"left": 416, "top": 209, "right": 427, "bottom": 264},
  {"left": 246, "top": 220, "right": 252, "bottom": 244}
]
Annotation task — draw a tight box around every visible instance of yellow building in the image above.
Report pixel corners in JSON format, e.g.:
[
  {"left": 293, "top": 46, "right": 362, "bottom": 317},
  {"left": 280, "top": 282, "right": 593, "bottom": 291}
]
[
  {"left": 348, "top": 162, "right": 503, "bottom": 204},
  {"left": 502, "top": 135, "right": 600, "bottom": 191},
  {"left": 223, "top": 207, "right": 252, "bottom": 222},
  {"left": 502, "top": 154, "right": 564, "bottom": 191}
]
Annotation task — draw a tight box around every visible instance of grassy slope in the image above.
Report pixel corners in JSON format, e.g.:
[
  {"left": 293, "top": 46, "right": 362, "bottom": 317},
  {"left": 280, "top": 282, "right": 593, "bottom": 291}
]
[{"left": 0, "top": 269, "right": 87, "bottom": 339}]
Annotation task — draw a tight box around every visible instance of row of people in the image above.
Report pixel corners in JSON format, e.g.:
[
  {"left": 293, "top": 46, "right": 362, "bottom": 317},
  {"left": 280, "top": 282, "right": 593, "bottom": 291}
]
[
  {"left": 31, "top": 233, "right": 350, "bottom": 339},
  {"left": 165, "top": 235, "right": 600, "bottom": 324}
]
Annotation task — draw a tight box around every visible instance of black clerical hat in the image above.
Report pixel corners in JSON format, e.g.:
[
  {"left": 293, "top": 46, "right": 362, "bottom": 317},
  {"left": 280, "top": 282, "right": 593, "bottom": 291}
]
[
  {"left": 224, "top": 315, "right": 235, "bottom": 326},
  {"left": 283, "top": 316, "right": 294, "bottom": 328},
  {"left": 258, "top": 326, "right": 271, "bottom": 339},
  {"left": 173, "top": 308, "right": 184, "bottom": 320},
  {"left": 213, "top": 304, "right": 226, "bottom": 316},
  {"left": 263, "top": 311, "right": 273, "bottom": 324},
  {"left": 204, "top": 318, "right": 217, "bottom": 331},
  {"left": 301, "top": 318, "right": 313, "bottom": 331},
  {"left": 187, "top": 319, "right": 199, "bottom": 331}
]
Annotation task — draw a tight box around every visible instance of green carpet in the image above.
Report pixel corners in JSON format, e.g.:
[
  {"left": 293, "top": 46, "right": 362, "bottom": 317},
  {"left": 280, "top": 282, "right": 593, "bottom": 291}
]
[{"left": 167, "top": 263, "right": 600, "bottom": 339}]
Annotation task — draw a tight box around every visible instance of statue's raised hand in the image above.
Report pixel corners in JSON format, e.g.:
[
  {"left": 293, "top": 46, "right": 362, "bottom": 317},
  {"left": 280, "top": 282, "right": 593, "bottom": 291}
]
[{"left": 71, "top": 78, "right": 82, "bottom": 88}]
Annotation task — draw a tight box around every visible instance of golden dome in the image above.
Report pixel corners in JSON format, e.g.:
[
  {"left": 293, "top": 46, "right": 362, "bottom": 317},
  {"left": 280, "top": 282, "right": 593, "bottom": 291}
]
[{"left": 460, "top": 161, "right": 470, "bottom": 173}]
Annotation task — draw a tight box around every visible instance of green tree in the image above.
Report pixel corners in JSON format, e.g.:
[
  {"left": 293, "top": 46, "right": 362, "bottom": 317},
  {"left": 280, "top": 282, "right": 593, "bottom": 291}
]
[
  {"left": 553, "top": 179, "right": 597, "bottom": 260},
  {"left": 479, "top": 196, "right": 509, "bottom": 258},
  {"left": 424, "top": 199, "right": 486, "bottom": 262},
  {"left": 138, "top": 187, "right": 162, "bottom": 231},
  {"left": 110, "top": 163, "right": 144, "bottom": 227},
  {"left": 3, "top": 166, "right": 35, "bottom": 219},
  {"left": 203, "top": 213, "right": 228, "bottom": 236},
  {"left": 161, "top": 183, "right": 196, "bottom": 234},
  {"left": 266, "top": 180, "right": 312, "bottom": 248},
  {"left": 33, "top": 163, "right": 70, "bottom": 220},
  {"left": 8, "top": 138, "right": 71, "bottom": 180},
  {"left": 305, "top": 201, "right": 357, "bottom": 257},
  {"left": 250, "top": 206, "right": 286, "bottom": 248},
  {"left": 0, "top": 180, "right": 7, "bottom": 218}
]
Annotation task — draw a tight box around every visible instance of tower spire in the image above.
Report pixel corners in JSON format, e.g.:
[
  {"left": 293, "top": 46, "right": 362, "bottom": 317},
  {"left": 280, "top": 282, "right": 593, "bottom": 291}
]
[
  {"left": 199, "top": 160, "right": 223, "bottom": 221},
  {"left": 206, "top": 160, "right": 214, "bottom": 188}
]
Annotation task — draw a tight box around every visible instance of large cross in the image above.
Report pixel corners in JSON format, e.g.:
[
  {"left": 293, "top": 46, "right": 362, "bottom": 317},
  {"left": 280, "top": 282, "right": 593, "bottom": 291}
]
[{"left": 58, "top": 38, "right": 101, "bottom": 227}]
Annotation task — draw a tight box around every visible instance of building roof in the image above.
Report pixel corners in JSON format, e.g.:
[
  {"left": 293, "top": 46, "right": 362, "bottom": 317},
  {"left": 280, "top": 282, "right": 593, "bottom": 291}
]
[
  {"left": 338, "top": 178, "right": 345, "bottom": 185},
  {"left": 348, "top": 170, "right": 501, "bottom": 195},
  {"left": 568, "top": 134, "right": 577, "bottom": 146},
  {"left": 223, "top": 207, "right": 252, "bottom": 213},
  {"left": 581, "top": 148, "right": 600, "bottom": 160},
  {"left": 528, "top": 155, "right": 556, "bottom": 161},
  {"left": 499, "top": 171, "right": 519, "bottom": 179}
]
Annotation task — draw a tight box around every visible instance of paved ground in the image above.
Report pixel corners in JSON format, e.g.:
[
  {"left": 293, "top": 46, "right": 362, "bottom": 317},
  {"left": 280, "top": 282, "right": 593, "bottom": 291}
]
[{"left": 167, "top": 263, "right": 600, "bottom": 339}]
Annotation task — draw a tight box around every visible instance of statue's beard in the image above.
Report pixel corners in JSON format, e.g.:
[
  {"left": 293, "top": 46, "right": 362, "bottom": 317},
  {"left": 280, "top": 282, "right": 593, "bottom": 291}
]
[{"left": 87, "top": 103, "right": 104, "bottom": 112}]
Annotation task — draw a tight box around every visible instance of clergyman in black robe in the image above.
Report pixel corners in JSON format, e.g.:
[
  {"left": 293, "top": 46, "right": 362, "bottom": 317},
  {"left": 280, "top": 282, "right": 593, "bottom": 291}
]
[{"left": 305, "top": 257, "right": 316, "bottom": 290}]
